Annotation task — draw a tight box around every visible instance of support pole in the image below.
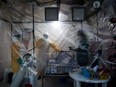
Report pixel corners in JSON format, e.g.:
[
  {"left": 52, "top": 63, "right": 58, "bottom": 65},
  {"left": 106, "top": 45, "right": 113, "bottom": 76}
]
[
  {"left": 96, "top": 12, "right": 99, "bottom": 45},
  {"left": 32, "top": 3, "right": 35, "bottom": 55},
  {"left": 81, "top": 21, "right": 83, "bottom": 30}
]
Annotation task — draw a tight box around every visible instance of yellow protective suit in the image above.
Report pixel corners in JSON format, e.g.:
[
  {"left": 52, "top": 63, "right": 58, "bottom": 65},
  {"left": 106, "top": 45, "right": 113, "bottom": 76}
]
[
  {"left": 35, "top": 38, "right": 60, "bottom": 75},
  {"left": 11, "top": 42, "right": 21, "bottom": 74},
  {"left": 11, "top": 38, "right": 60, "bottom": 74},
  {"left": 36, "top": 38, "right": 60, "bottom": 51}
]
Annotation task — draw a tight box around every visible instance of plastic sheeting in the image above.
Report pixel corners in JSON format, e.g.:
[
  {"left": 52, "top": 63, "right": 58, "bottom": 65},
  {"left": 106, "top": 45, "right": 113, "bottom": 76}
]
[
  {"left": 0, "top": 0, "right": 115, "bottom": 81},
  {"left": 0, "top": 21, "right": 11, "bottom": 80},
  {"left": 0, "top": 22, "right": 11, "bottom": 58},
  {"left": 0, "top": 20, "right": 102, "bottom": 77}
]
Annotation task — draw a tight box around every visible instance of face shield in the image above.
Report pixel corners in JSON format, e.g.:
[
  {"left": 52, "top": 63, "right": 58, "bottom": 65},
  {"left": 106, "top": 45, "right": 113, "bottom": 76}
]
[
  {"left": 11, "top": 34, "right": 21, "bottom": 43},
  {"left": 43, "top": 33, "right": 49, "bottom": 39}
]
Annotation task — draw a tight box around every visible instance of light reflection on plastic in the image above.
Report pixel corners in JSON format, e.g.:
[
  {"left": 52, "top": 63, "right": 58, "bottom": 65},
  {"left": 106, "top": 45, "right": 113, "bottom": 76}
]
[
  {"left": 51, "top": 21, "right": 60, "bottom": 29},
  {"left": 59, "top": 29, "right": 63, "bottom": 34},
  {"left": 50, "top": 21, "right": 64, "bottom": 37}
]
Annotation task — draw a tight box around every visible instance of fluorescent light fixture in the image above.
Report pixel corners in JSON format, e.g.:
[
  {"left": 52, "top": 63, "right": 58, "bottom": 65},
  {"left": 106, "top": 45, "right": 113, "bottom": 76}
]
[
  {"left": 45, "top": 7, "right": 59, "bottom": 21},
  {"left": 72, "top": 7, "right": 85, "bottom": 21}
]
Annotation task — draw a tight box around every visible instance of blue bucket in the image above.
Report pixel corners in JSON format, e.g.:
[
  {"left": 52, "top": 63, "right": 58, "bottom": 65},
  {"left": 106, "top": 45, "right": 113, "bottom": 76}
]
[{"left": 81, "top": 67, "right": 90, "bottom": 78}]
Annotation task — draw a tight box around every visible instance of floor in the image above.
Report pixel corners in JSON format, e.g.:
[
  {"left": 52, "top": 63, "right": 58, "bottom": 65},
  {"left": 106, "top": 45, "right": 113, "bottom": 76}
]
[
  {"left": 0, "top": 76, "right": 73, "bottom": 87},
  {"left": 0, "top": 75, "right": 116, "bottom": 87},
  {"left": 43, "top": 76, "right": 73, "bottom": 87},
  {"left": 0, "top": 81, "right": 10, "bottom": 87}
]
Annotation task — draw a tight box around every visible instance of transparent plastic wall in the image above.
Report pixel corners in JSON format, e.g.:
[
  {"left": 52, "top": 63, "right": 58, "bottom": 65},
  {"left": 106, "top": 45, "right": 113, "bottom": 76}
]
[
  {"left": 14, "top": 22, "right": 100, "bottom": 50},
  {"left": 0, "top": 21, "right": 11, "bottom": 80},
  {"left": 0, "top": 0, "right": 115, "bottom": 79}
]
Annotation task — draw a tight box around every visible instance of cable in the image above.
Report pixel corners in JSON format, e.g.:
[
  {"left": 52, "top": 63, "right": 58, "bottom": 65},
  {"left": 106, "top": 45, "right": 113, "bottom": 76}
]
[{"left": 103, "top": 59, "right": 116, "bottom": 65}]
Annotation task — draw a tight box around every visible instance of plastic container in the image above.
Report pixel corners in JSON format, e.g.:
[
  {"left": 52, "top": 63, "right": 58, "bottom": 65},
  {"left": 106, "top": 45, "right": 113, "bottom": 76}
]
[{"left": 81, "top": 67, "right": 90, "bottom": 78}]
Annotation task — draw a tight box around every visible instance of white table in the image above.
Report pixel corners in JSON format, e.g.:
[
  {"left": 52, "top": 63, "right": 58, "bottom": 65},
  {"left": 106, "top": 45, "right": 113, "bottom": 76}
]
[{"left": 69, "top": 72, "right": 110, "bottom": 87}]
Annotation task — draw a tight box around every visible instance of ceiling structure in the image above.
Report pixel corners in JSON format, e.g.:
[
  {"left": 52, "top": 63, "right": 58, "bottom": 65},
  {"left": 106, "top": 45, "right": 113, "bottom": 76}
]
[
  {"left": 0, "top": 0, "right": 115, "bottom": 22},
  {"left": 0, "top": 0, "right": 115, "bottom": 40},
  {"left": 0, "top": 0, "right": 115, "bottom": 21},
  {"left": 0, "top": 0, "right": 115, "bottom": 46}
]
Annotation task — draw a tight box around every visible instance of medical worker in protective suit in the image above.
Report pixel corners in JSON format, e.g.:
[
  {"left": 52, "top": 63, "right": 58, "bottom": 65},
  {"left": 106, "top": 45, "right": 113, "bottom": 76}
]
[
  {"left": 10, "top": 29, "right": 35, "bottom": 87},
  {"left": 11, "top": 29, "right": 32, "bottom": 74},
  {"left": 35, "top": 33, "right": 61, "bottom": 76},
  {"left": 10, "top": 32, "right": 61, "bottom": 87}
]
